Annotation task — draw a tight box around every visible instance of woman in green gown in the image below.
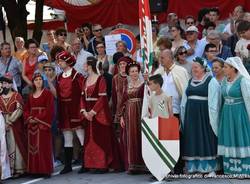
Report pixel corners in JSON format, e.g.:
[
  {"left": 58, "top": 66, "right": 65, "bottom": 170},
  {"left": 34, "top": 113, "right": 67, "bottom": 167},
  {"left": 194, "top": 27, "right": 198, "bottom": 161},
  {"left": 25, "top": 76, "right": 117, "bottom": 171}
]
[
  {"left": 218, "top": 56, "right": 250, "bottom": 175},
  {"left": 181, "top": 57, "right": 221, "bottom": 175}
]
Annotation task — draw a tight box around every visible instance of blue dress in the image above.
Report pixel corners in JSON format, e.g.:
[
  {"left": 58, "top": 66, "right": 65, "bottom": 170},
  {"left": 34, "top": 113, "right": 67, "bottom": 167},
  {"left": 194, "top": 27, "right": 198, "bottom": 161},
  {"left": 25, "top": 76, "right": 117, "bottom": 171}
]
[
  {"left": 183, "top": 74, "right": 221, "bottom": 173},
  {"left": 218, "top": 75, "right": 250, "bottom": 175}
]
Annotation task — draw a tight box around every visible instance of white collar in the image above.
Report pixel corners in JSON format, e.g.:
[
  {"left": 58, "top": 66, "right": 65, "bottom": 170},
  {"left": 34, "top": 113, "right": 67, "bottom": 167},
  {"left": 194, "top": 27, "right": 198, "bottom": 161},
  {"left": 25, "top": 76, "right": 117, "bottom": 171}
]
[{"left": 62, "top": 68, "right": 73, "bottom": 78}]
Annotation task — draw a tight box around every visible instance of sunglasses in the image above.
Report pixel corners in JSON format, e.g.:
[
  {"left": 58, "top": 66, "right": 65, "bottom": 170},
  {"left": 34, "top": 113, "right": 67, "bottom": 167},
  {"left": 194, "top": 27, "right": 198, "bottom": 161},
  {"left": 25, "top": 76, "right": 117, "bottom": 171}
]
[
  {"left": 179, "top": 51, "right": 187, "bottom": 55},
  {"left": 94, "top": 29, "right": 102, "bottom": 32},
  {"left": 187, "top": 22, "right": 194, "bottom": 25},
  {"left": 59, "top": 33, "right": 67, "bottom": 37}
]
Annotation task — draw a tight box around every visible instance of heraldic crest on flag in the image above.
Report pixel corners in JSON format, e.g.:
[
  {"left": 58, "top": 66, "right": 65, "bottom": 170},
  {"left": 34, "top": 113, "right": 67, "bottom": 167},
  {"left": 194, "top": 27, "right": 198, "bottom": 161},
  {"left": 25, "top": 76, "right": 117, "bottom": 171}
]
[{"left": 139, "top": 0, "right": 180, "bottom": 181}]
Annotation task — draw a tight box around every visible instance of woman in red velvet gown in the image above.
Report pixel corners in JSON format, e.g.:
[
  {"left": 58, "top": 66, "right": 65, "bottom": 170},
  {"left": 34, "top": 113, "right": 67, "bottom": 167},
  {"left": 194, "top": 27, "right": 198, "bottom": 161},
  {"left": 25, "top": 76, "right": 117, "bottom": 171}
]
[
  {"left": 24, "top": 73, "right": 54, "bottom": 176},
  {"left": 81, "top": 56, "right": 121, "bottom": 173},
  {"left": 119, "top": 61, "right": 146, "bottom": 174},
  {"left": 111, "top": 56, "right": 132, "bottom": 170}
]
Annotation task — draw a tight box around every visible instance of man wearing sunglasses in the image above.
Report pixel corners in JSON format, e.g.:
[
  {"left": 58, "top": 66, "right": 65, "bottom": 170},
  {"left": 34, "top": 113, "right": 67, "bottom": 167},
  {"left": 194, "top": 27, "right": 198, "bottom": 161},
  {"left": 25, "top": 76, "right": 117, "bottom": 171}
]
[
  {"left": 183, "top": 26, "right": 206, "bottom": 62},
  {"left": 87, "top": 24, "right": 105, "bottom": 56},
  {"left": 55, "top": 28, "right": 72, "bottom": 53}
]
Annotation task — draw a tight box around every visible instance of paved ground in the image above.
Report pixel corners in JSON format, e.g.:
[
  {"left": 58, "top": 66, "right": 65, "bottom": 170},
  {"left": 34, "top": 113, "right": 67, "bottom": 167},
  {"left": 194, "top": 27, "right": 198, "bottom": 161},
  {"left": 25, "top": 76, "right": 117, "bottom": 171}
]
[{"left": 3, "top": 165, "right": 250, "bottom": 184}]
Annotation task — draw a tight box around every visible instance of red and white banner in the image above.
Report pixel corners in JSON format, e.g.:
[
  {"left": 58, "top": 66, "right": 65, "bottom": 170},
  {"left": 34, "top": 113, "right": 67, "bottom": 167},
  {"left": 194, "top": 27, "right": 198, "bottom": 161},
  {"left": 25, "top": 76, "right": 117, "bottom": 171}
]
[{"left": 44, "top": 0, "right": 250, "bottom": 32}]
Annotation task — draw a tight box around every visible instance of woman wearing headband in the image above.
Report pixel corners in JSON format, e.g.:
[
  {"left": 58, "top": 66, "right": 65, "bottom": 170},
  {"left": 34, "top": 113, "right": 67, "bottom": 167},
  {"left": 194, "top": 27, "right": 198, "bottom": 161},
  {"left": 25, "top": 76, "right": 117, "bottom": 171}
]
[
  {"left": 218, "top": 56, "right": 250, "bottom": 176},
  {"left": 181, "top": 57, "right": 221, "bottom": 175},
  {"left": 24, "top": 73, "right": 54, "bottom": 177}
]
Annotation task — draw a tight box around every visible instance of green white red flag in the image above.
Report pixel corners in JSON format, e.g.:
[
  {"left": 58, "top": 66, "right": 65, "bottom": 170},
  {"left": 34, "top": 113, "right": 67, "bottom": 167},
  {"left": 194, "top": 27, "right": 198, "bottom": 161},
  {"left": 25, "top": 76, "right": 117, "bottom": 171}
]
[{"left": 139, "top": 0, "right": 153, "bottom": 74}]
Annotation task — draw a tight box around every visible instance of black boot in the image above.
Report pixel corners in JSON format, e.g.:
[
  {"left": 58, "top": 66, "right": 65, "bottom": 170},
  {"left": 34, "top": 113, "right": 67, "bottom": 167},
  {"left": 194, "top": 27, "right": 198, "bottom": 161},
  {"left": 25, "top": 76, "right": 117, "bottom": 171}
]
[
  {"left": 78, "top": 147, "right": 89, "bottom": 174},
  {"left": 60, "top": 147, "right": 73, "bottom": 174}
]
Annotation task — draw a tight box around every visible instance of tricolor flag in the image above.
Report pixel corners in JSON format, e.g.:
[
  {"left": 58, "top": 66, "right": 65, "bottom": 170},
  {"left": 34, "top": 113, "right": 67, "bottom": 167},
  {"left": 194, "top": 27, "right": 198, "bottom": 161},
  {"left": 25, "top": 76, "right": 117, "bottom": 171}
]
[
  {"left": 139, "top": 0, "right": 153, "bottom": 118},
  {"left": 139, "top": 0, "right": 154, "bottom": 74}
]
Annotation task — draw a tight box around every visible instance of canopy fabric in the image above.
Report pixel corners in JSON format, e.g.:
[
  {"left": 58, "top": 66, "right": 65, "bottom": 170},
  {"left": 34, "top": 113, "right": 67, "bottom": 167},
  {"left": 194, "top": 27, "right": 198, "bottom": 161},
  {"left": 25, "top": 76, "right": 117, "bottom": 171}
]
[{"left": 44, "top": 0, "right": 250, "bottom": 32}]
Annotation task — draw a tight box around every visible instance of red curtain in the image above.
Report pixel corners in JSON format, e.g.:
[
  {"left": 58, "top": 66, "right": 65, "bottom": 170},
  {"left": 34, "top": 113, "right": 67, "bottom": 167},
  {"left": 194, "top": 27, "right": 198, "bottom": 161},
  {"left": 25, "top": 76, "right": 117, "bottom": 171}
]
[{"left": 44, "top": 0, "right": 250, "bottom": 32}]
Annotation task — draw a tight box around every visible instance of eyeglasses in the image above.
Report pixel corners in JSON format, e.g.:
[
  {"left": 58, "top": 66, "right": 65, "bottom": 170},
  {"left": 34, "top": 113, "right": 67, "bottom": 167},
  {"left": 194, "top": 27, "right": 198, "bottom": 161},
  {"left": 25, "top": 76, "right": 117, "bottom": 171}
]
[
  {"left": 186, "top": 22, "right": 194, "bottom": 25},
  {"left": 94, "top": 29, "right": 102, "bottom": 32},
  {"left": 29, "top": 46, "right": 37, "bottom": 49},
  {"left": 59, "top": 33, "right": 67, "bottom": 37},
  {"left": 179, "top": 51, "right": 187, "bottom": 55}
]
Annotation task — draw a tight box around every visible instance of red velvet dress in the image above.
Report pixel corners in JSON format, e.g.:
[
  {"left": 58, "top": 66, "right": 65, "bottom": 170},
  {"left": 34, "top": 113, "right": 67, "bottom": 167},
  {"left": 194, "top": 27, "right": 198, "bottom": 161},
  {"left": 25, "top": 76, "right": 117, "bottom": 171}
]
[
  {"left": 120, "top": 82, "right": 146, "bottom": 172},
  {"left": 56, "top": 68, "right": 84, "bottom": 130},
  {"left": 112, "top": 73, "right": 128, "bottom": 169},
  {"left": 24, "top": 89, "right": 54, "bottom": 175},
  {"left": 81, "top": 76, "right": 121, "bottom": 170}
]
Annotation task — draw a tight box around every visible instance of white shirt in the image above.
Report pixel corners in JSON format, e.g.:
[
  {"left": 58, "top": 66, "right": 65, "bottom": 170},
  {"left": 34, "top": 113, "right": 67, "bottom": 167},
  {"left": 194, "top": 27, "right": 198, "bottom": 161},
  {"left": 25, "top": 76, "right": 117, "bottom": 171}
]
[
  {"left": 235, "top": 38, "right": 250, "bottom": 59},
  {"left": 73, "top": 49, "right": 93, "bottom": 77},
  {"left": 62, "top": 68, "right": 72, "bottom": 78},
  {"left": 223, "top": 22, "right": 232, "bottom": 35},
  {"left": 162, "top": 72, "right": 181, "bottom": 114},
  {"left": 183, "top": 39, "right": 207, "bottom": 62}
]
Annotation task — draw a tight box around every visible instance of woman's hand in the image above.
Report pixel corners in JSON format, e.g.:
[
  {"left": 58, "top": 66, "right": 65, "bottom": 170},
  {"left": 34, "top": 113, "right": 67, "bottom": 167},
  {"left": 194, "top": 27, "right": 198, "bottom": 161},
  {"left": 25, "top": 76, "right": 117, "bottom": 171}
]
[
  {"left": 120, "top": 116, "right": 125, "bottom": 128},
  {"left": 29, "top": 119, "right": 37, "bottom": 123}
]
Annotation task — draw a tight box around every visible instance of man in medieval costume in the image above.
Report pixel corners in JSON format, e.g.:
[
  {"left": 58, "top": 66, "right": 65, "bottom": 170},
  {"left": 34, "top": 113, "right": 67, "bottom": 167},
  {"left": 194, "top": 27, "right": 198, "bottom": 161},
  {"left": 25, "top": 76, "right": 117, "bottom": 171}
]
[
  {"left": 56, "top": 51, "right": 85, "bottom": 174},
  {"left": 0, "top": 76, "right": 11, "bottom": 181},
  {"left": 0, "top": 73, "right": 27, "bottom": 178}
]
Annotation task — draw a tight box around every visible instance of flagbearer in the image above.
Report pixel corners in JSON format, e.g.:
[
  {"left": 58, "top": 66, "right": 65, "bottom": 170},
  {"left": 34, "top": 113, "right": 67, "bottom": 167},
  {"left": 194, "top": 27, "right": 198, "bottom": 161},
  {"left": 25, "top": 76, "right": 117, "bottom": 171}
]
[{"left": 148, "top": 74, "right": 173, "bottom": 119}]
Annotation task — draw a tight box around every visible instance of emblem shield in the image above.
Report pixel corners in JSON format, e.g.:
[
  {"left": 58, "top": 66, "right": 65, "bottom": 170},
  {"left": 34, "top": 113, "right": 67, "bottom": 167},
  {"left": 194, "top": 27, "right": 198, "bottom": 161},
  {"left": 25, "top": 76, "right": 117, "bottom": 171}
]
[{"left": 141, "top": 116, "right": 180, "bottom": 181}]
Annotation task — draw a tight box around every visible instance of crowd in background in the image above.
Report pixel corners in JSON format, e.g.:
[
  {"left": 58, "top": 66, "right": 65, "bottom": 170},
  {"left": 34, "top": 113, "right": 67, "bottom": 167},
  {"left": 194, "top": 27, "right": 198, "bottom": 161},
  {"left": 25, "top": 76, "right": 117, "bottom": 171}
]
[{"left": 1, "top": 5, "right": 250, "bottom": 182}]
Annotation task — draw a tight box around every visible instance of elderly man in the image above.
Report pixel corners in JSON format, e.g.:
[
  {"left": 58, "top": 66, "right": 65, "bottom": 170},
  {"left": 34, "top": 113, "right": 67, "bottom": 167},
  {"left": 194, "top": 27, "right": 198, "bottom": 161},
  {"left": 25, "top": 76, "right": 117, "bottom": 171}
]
[
  {"left": 183, "top": 26, "right": 207, "bottom": 62},
  {"left": 72, "top": 37, "right": 93, "bottom": 77},
  {"left": 207, "top": 30, "right": 232, "bottom": 59},
  {"left": 160, "top": 49, "right": 189, "bottom": 174},
  {"left": 0, "top": 42, "right": 22, "bottom": 92},
  {"left": 159, "top": 13, "right": 179, "bottom": 38}
]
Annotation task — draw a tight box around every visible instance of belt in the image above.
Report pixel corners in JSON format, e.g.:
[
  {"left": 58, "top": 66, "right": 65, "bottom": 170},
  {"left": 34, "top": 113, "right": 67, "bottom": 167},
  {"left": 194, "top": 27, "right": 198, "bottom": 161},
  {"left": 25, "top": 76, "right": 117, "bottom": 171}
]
[
  {"left": 188, "top": 95, "right": 208, "bottom": 100},
  {"left": 224, "top": 97, "right": 243, "bottom": 105},
  {"left": 128, "top": 98, "right": 142, "bottom": 103},
  {"left": 61, "top": 98, "right": 72, "bottom": 102}
]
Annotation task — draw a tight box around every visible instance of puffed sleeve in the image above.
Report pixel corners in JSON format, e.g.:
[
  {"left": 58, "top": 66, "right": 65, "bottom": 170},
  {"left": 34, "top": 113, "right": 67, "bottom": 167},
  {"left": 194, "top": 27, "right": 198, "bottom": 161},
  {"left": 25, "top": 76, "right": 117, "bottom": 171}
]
[
  {"left": 7, "top": 93, "right": 23, "bottom": 124},
  {"left": 118, "top": 85, "right": 128, "bottom": 119},
  {"left": 80, "top": 79, "right": 87, "bottom": 114},
  {"left": 241, "top": 77, "right": 250, "bottom": 121},
  {"left": 180, "top": 85, "right": 188, "bottom": 131},
  {"left": 111, "top": 76, "right": 117, "bottom": 117},
  {"left": 208, "top": 78, "right": 221, "bottom": 136},
  {"left": 23, "top": 95, "right": 32, "bottom": 124},
  {"left": 90, "top": 77, "right": 108, "bottom": 115}
]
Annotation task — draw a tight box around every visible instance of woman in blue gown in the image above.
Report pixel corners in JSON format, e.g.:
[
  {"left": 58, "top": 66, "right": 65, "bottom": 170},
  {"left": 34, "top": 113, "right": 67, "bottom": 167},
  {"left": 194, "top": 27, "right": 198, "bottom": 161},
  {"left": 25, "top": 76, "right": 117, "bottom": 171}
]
[
  {"left": 181, "top": 57, "right": 221, "bottom": 175},
  {"left": 218, "top": 56, "right": 250, "bottom": 176}
]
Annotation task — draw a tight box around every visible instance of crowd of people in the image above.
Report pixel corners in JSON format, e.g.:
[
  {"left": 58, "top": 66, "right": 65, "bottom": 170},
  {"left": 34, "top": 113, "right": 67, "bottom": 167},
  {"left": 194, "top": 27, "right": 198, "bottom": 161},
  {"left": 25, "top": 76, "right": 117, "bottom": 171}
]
[{"left": 1, "top": 5, "right": 250, "bottom": 182}]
